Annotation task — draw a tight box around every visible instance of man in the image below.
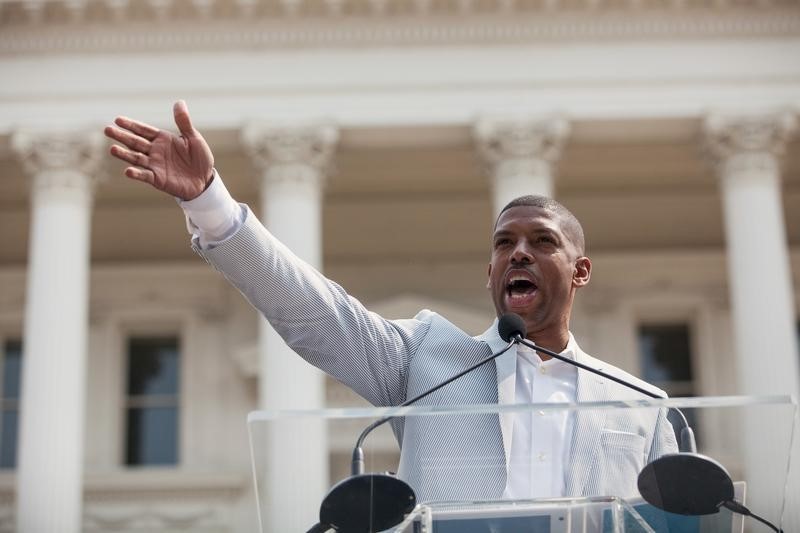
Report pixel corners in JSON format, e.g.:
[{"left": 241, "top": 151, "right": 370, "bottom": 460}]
[{"left": 105, "top": 101, "right": 678, "bottom": 502}]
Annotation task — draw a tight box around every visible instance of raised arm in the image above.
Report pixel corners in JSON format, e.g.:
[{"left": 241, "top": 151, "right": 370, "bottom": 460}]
[
  {"left": 104, "top": 100, "right": 214, "bottom": 200},
  {"left": 104, "top": 103, "right": 430, "bottom": 407},
  {"left": 199, "top": 209, "right": 432, "bottom": 407}
]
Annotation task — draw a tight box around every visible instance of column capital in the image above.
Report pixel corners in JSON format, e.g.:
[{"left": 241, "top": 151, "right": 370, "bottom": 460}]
[
  {"left": 474, "top": 116, "right": 569, "bottom": 209},
  {"left": 241, "top": 122, "right": 339, "bottom": 188},
  {"left": 703, "top": 111, "right": 797, "bottom": 177},
  {"left": 11, "top": 130, "right": 105, "bottom": 196},
  {"left": 474, "top": 116, "right": 570, "bottom": 168}
]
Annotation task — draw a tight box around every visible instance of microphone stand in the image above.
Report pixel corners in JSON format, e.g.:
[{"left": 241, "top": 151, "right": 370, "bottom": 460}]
[
  {"left": 308, "top": 337, "right": 518, "bottom": 533},
  {"left": 509, "top": 331, "right": 782, "bottom": 532},
  {"left": 351, "top": 339, "right": 517, "bottom": 477}
]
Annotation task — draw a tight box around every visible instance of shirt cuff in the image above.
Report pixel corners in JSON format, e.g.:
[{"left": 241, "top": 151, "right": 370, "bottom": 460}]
[{"left": 178, "top": 170, "right": 245, "bottom": 250}]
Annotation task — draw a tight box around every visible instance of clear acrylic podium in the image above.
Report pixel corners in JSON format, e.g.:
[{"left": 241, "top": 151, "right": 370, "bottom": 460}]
[
  {"left": 392, "top": 496, "right": 654, "bottom": 532},
  {"left": 388, "top": 492, "right": 747, "bottom": 532},
  {"left": 247, "top": 396, "right": 797, "bottom": 532}
]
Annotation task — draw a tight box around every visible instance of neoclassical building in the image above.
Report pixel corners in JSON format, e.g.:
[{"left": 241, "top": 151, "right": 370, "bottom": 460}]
[{"left": 0, "top": 0, "right": 798, "bottom": 531}]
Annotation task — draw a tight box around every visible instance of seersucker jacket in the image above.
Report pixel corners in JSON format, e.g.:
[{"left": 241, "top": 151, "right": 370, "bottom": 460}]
[{"left": 196, "top": 206, "right": 679, "bottom": 503}]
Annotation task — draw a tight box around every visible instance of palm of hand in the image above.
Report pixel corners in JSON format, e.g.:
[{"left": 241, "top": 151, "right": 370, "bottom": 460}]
[
  {"left": 148, "top": 131, "right": 214, "bottom": 200},
  {"left": 105, "top": 102, "right": 216, "bottom": 201}
]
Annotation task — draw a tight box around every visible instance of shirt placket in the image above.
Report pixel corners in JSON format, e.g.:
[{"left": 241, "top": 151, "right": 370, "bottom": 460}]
[{"left": 528, "top": 365, "right": 537, "bottom": 497}]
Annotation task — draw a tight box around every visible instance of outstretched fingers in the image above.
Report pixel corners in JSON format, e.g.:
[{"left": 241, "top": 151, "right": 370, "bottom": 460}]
[
  {"left": 113, "top": 116, "right": 161, "bottom": 141},
  {"left": 124, "top": 166, "right": 155, "bottom": 185},
  {"left": 110, "top": 144, "right": 150, "bottom": 169},
  {"left": 104, "top": 124, "right": 152, "bottom": 154}
]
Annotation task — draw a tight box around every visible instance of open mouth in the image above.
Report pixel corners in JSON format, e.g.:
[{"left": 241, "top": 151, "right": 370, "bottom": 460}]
[{"left": 505, "top": 274, "right": 538, "bottom": 304}]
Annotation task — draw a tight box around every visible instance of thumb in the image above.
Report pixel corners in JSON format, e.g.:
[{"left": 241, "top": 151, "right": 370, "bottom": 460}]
[{"left": 173, "top": 100, "right": 195, "bottom": 136}]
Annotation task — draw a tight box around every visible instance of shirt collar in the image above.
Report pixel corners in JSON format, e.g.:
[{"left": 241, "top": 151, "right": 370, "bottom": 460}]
[{"left": 517, "top": 332, "right": 578, "bottom": 366}]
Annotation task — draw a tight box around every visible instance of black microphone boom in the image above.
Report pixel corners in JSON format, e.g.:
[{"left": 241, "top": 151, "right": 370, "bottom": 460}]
[
  {"left": 499, "top": 313, "right": 699, "bottom": 450},
  {"left": 503, "top": 317, "right": 671, "bottom": 402},
  {"left": 353, "top": 314, "right": 522, "bottom": 477},
  {"left": 308, "top": 314, "right": 522, "bottom": 533},
  {"left": 501, "top": 312, "right": 780, "bottom": 530}
]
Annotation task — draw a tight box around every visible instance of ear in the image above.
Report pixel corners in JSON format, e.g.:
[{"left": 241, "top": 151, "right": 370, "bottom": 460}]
[
  {"left": 572, "top": 256, "right": 591, "bottom": 288},
  {"left": 486, "top": 263, "right": 492, "bottom": 289}
]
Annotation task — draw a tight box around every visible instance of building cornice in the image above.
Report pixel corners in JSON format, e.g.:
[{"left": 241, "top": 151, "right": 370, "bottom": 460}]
[{"left": 0, "top": 3, "right": 798, "bottom": 54}]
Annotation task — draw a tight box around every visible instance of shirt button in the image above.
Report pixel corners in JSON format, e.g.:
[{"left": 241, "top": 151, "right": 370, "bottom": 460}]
[
  {"left": 539, "top": 367, "right": 547, "bottom": 374},
  {"left": 538, "top": 453, "right": 546, "bottom": 461},
  {"left": 537, "top": 410, "right": 545, "bottom": 416}
]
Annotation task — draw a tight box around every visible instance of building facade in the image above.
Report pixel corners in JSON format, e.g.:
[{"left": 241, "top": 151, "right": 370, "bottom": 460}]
[{"left": 0, "top": 0, "right": 799, "bottom": 531}]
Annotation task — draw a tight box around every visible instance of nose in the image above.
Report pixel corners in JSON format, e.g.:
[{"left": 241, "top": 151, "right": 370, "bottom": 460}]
[{"left": 510, "top": 241, "right": 534, "bottom": 264}]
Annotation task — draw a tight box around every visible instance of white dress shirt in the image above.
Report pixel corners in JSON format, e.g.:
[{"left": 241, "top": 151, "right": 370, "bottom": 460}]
[
  {"left": 503, "top": 339, "right": 578, "bottom": 499},
  {"left": 179, "top": 172, "right": 244, "bottom": 249},
  {"left": 180, "top": 172, "right": 579, "bottom": 499}
]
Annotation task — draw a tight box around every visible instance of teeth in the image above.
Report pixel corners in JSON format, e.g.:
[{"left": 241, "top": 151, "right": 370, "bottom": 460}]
[
  {"left": 506, "top": 274, "right": 536, "bottom": 290},
  {"left": 507, "top": 277, "right": 537, "bottom": 297}
]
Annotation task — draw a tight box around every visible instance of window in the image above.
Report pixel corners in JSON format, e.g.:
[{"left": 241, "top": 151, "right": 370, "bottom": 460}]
[
  {"left": 638, "top": 323, "right": 697, "bottom": 436},
  {"left": 1, "top": 340, "right": 22, "bottom": 469},
  {"left": 125, "top": 337, "right": 180, "bottom": 466},
  {"left": 638, "top": 323, "right": 695, "bottom": 397}
]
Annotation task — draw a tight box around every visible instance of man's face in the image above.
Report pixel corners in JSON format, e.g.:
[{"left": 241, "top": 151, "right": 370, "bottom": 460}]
[{"left": 487, "top": 205, "right": 591, "bottom": 343}]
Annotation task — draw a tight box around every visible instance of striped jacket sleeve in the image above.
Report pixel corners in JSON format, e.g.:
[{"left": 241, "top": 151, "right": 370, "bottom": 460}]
[
  {"left": 650, "top": 405, "right": 680, "bottom": 461},
  {"left": 195, "top": 205, "right": 432, "bottom": 407}
]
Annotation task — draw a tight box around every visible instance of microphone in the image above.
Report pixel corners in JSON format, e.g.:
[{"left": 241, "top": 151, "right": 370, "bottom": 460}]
[
  {"left": 497, "top": 312, "right": 526, "bottom": 346},
  {"left": 501, "top": 313, "right": 781, "bottom": 530},
  {"left": 307, "top": 314, "right": 521, "bottom": 533}
]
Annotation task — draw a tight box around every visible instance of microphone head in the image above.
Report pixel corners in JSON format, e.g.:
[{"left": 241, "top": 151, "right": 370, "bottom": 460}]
[
  {"left": 498, "top": 313, "right": 526, "bottom": 342},
  {"left": 637, "top": 453, "right": 734, "bottom": 515},
  {"left": 319, "top": 473, "right": 416, "bottom": 532}
]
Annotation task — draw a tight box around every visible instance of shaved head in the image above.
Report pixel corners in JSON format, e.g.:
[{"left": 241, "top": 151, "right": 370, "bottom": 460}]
[{"left": 496, "top": 195, "right": 585, "bottom": 255}]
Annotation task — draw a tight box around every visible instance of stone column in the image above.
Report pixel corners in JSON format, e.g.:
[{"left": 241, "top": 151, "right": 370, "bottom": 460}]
[
  {"left": 11, "top": 131, "right": 103, "bottom": 533},
  {"left": 705, "top": 112, "right": 799, "bottom": 397},
  {"left": 242, "top": 123, "right": 338, "bottom": 532},
  {"left": 474, "top": 116, "right": 570, "bottom": 216},
  {"left": 704, "top": 111, "right": 799, "bottom": 527}
]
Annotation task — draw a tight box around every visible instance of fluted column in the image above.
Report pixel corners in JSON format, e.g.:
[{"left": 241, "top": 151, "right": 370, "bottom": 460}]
[
  {"left": 474, "top": 116, "right": 569, "bottom": 216},
  {"left": 705, "top": 111, "right": 799, "bottom": 527},
  {"left": 11, "top": 131, "right": 103, "bottom": 533},
  {"left": 242, "top": 122, "right": 338, "bottom": 531},
  {"left": 705, "top": 112, "right": 799, "bottom": 397}
]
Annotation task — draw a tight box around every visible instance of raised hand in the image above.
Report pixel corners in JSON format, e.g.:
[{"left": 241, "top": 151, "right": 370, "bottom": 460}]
[{"left": 104, "top": 100, "right": 215, "bottom": 201}]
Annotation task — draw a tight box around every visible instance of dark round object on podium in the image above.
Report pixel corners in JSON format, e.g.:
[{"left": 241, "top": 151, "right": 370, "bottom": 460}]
[
  {"left": 319, "top": 473, "right": 416, "bottom": 532},
  {"left": 638, "top": 453, "right": 735, "bottom": 516}
]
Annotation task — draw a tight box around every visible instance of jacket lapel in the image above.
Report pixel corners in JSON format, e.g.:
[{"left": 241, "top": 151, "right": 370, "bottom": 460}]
[
  {"left": 475, "top": 320, "right": 516, "bottom": 473},
  {"left": 565, "top": 347, "right": 608, "bottom": 496}
]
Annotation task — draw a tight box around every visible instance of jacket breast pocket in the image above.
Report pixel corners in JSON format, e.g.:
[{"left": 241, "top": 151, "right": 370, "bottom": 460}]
[
  {"left": 601, "top": 429, "right": 647, "bottom": 454},
  {"left": 589, "top": 429, "right": 647, "bottom": 498}
]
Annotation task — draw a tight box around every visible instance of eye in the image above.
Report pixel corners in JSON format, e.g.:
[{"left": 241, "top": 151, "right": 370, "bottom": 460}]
[
  {"left": 494, "top": 237, "right": 512, "bottom": 248},
  {"left": 536, "top": 235, "right": 556, "bottom": 245}
]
